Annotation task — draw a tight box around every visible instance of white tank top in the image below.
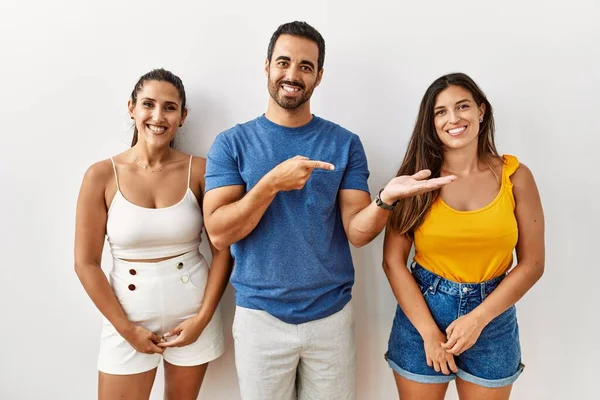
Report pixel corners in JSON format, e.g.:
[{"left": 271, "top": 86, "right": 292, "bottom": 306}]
[{"left": 106, "top": 156, "right": 203, "bottom": 259}]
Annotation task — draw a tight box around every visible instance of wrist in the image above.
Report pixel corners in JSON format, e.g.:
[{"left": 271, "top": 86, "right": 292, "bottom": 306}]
[
  {"left": 420, "top": 325, "right": 443, "bottom": 341},
  {"left": 260, "top": 172, "right": 280, "bottom": 196},
  {"left": 380, "top": 189, "right": 396, "bottom": 206},
  {"left": 193, "top": 308, "right": 213, "bottom": 326},
  {"left": 472, "top": 306, "right": 493, "bottom": 326},
  {"left": 375, "top": 188, "right": 398, "bottom": 211}
]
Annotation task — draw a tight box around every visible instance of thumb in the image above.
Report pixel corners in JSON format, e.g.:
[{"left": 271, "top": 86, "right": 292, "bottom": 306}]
[
  {"left": 292, "top": 155, "right": 309, "bottom": 160},
  {"left": 411, "top": 169, "right": 432, "bottom": 180}
]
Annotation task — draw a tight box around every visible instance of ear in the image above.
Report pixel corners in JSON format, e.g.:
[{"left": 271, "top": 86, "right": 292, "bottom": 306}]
[
  {"left": 264, "top": 58, "right": 270, "bottom": 78},
  {"left": 314, "top": 68, "right": 324, "bottom": 88},
  {"left": 180, "top": 107, "right": 188, "bottom": 125},
  {"left": 127, "top": 99, "right": 135, "bottom": 118},
  {"left": 478, "top": 102, "right": 486, "bottom": 120}
]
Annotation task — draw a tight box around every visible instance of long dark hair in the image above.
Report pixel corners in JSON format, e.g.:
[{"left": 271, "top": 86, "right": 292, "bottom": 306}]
[
  {"left": 389, "top": 72, "right": 501, "bottom": 236},
  {"left": 129, "top": 68, "right": 186, "bottom": 147}
]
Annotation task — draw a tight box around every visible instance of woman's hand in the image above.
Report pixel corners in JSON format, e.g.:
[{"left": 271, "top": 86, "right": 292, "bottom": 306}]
[
  {"left": 157, "top": 315, "right": 208, "bottom": 348},
  {"left": 423, "top": 330, "right": 458, "bottom": 375},
  {"left": 121, "top": 324, "right": 164, "bottom": 354},
  {"left": 441, "top": 312, "right": 485, "bottom": 355}
]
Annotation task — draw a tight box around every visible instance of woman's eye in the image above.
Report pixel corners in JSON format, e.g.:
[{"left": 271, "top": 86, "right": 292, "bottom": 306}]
[{"left": 143, "top": 102, "right": 153, "bottom": 108}]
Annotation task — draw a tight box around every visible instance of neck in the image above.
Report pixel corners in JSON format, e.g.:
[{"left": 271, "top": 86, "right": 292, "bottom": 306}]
[
  {"left": 265, "top": 100, "right": 313, "bottom": 128},
  {"left": 442, "top": 144, "right": 480, "bottom": 176},
  {"left": 132, "top": 143, "right": 172, "bottom": 167}
]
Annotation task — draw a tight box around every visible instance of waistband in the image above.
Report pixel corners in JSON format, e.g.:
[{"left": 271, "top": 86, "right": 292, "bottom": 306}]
[
  {"left": 411, "top": 262, "right": 505, "bottom": 299},
  {"left": 112, "top": 250, "right": 206, "bottom": 278}
]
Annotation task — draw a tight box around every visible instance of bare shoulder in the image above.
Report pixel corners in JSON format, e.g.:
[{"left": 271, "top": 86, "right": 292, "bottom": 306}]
[
  {"left": 82, "top": 159, "right": 113, "bottom": 187},
  {"left": 512, "top": 162, "right": 537, "bottom": 189}
]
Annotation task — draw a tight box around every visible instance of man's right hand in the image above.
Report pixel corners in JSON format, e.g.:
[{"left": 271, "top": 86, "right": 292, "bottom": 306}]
[{"left": 266, "top": 155, "right": 335, "bottom": 192}]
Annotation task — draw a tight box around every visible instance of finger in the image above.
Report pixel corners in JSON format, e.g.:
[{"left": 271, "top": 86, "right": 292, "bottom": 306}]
[
  {"left": 447, "top": 340, "right": 464, "bottom": 355},
  {"left": 411, "top": 169, "right": 432, "bottom": 180},
  {"left": 163, "top": 325, "right": 183, "bottom": 339},
  {"left": 448, "top": 355, "right": 459, "bottom": 373},
  {"left": 150, "top": 333, "right": 161, "bottom": 344},
  {"left": 445, "top": 323, "right": 456, "bottom": 337},
  {"left": 292, "top": 155, "right": 309, "bottom": 160},
  {"left": 426, "top": 357, "right": 433, "bottom": 368},
  {"left": 433, "top": 360, "right": 441, "bottom": 372},
  {"left": 302, "top": 160, "right": 335, "bottom": 171},
  {"left": 440, "top": 359, "right": 450, "bottom": 375},
  {"left": 158, "top": 337, "right": 185, "bottom": 348},
  {"left": 149, "top": 342, "right": 165, "bottom": 354},
  {"left": 441, "top": 336, "right": 458, "bottom": 349}
]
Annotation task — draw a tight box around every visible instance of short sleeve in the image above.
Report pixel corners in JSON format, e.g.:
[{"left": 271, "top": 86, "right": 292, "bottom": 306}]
[
  {"left": 502, "top": 154, "right": 520, "bottom": 186},
  {"left": 340, "top": 135, "right": 370, "bottom": 193},
  {"left": 204, "top": 133, "right": 245, "bottom": 192}
]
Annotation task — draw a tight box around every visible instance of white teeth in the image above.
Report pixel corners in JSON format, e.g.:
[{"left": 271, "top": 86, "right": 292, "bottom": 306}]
[
  {"left": 448, "top": 127, "right": 466, "bottom": 135},
  {"left": 148, "top": 125, "right": 166, "bottom": 133},
  {"left": 282, "top": 85, "right": 300, "bottom": 93}
]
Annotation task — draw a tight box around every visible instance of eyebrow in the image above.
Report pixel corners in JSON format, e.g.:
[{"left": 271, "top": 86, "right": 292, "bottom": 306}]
[
  {"left": 434, "top": 98, "right": 472, "bottom": 111},
  {"left": 140, "top": 97, "right": 179, "bottom": 106},
  {"left": 274, "top": 56, "right": 315, "bottom": 69}
]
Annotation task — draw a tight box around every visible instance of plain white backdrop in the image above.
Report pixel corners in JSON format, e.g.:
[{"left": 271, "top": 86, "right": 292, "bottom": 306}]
[{"left": 1, "top": 0, "right": 598, "bottom": 399}]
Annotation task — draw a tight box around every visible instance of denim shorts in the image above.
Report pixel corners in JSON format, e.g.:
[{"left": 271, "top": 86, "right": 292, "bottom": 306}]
[{"left": 385, "top": 263, "right": 524, "bottom": 388}]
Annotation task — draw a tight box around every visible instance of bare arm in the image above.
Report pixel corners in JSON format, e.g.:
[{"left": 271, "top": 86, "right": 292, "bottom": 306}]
[
  {"left": 340, "top": 170, "right": 457, "bottom": 248},
  {"left": 383, "top": 226, "right": 458, "bottom": 374},
  {"left": 189, "top": 157, "right": 233, "bottom": 325},
  {"left": 476, "top": 164, "right": 545, "bottom": 321},
  {"left": 204, "top": 156, "right": 334, "bottom": 250},
  {"left": 382, "top": 229, "right": 439, "bottom": 337},
  {"left": 159, "top": 157, "right": 234, "bottom": 347},
  {"left": 74, "top": 162, "right": 162, "bottom": 353},
  {"left": 443, "top": 164, "right": 545, "bottom": 355}
]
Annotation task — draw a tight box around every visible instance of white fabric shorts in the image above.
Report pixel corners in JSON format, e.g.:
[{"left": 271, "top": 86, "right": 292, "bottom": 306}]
[
  {"left": 97, "top": 251, "right": 225, "bottom": 375},
  {"left": 232, "top": 302, "right": 356, "bottom": 400}
]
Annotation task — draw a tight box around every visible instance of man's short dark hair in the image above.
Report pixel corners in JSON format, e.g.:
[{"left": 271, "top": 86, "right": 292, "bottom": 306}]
[{"left": 267, "top": 21, "right": 326, "bottom": 71}]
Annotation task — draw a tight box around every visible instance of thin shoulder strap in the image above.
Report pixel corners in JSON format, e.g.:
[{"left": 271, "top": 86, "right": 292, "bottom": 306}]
[
  {"left": 187, "top": 156, "right": 193, "bottom": 188},
  {"left": 110, "top": 157, "right": 120, "bottom": 191}
]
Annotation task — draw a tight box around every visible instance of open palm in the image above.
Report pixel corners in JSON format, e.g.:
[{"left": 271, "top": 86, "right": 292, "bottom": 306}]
[{"left": 382, "top": 170, "right": 456, "bottom": 201}]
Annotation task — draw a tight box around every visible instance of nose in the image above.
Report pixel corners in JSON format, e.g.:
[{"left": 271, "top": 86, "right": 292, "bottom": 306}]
[
  {"left": 447, "top": 110, "right": 460, "bottom": 124},
  {"left": 285, "top": 65, "right": 302, "bottom": 83},
  {"left": 152, "top": 107, "right": 165, "bottom": 123}
]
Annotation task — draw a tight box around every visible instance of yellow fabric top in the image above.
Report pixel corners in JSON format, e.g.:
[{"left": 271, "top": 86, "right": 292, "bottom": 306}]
[{"left": 413, "top": 155, "right": 519, "bottom": 283}]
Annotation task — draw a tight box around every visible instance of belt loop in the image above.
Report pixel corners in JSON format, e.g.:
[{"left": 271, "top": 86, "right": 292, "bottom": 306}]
[
  {"left": 431, "top": 276, "right": 441, "bottom": 294},
  {"left": 480, "top": 281, "right": 486, "bottom": 301}
]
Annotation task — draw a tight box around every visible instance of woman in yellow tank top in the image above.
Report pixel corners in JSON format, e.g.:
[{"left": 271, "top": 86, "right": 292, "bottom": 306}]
[{"left": 382, "top": 73, "right": 545, "bottom": 400}]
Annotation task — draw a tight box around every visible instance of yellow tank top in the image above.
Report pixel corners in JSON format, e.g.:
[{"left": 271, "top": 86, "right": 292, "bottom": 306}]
[{"left": 413, "top": 155, "right": 519, "bottom": 283}]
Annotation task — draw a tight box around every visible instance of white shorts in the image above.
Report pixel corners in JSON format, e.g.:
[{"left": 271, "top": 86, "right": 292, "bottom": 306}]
[
  {"left": 97, "top": 251, "right": 225, "bottom": 375},
  {"left": 232, "top": 302, "right": 356, "bottom": 400}
]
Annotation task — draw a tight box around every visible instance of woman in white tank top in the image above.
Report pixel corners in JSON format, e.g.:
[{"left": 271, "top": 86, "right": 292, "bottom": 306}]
[{"left": 74, "top": 69, "right": 231, "bottom": 399}]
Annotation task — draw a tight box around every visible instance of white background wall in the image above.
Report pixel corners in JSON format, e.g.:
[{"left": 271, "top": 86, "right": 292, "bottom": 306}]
[{"left": 1, "top": 0, "right": 598, "bottom": 399}]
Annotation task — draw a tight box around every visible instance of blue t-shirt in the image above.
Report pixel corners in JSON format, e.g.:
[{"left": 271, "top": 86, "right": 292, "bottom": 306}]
[{"left": 205, "top": 115, "right": 370, "bottom": 324}]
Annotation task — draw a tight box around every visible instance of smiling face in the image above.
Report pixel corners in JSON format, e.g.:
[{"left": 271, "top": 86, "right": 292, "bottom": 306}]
[
  {"left": 266, "top": 34, "right": 323, "bottom": 110},
  {"left": 433, "top": 85, "right": 485, "bottom": 151},
  {"left": 128, "top": 80, "right": 187, "bottom": 148}
]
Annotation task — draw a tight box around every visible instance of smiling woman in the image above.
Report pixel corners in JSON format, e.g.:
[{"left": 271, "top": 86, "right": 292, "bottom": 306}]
[
  {"left": 74, "top": 69, "right": 233, "bottom": 400},
  {"left": 383, "top": 73, "right": 545, "bottom": 400}
]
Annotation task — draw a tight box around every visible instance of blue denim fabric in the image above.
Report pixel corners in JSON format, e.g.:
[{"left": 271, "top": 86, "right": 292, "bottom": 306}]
[{"left": 385, "top": 263, "right": 524, "bottom": 388}]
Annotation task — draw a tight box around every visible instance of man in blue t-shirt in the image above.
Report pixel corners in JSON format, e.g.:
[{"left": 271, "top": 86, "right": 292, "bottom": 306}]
[{"left": 204, "top": 21, "right": 454, "bottom": 400}]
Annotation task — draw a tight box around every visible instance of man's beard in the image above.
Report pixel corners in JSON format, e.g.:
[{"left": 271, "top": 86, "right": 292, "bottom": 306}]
[{"left": 267, "top": 76, "right": 314, "bottom": 110}]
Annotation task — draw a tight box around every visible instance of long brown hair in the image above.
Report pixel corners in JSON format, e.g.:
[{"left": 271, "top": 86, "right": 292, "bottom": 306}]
[{"left": 389, "top": 72, "right": 501, "bottom": 237}]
